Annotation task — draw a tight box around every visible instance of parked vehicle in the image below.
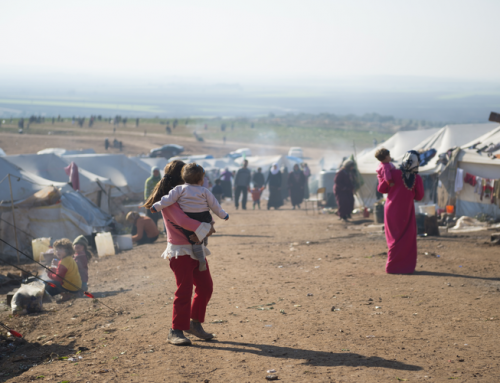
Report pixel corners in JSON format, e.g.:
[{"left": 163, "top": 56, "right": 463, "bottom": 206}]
[
  {"left": 226, "top": 148, "right": 252, "bottom": 159},
  {"left": 288, "top": 147, "right": 303, "bottom": 158},
  {"left": 149, "top": 144, "right": 184, "bottom": 159}
]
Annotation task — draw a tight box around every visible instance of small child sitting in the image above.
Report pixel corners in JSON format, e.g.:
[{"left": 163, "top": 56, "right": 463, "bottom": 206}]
[
  {"left": 375, "top": 148, "right": 395, "bottom": 187},
  {"left": 211, "top": 179, "right": 224, "bottom": 204},
  {"left": 151, "top": 163, "right": 229, "bottom": 271},
  {"left": 72, "top": 235, "right": 93, "bottom": 293},
  {"left": 46, "top": 238, "right": 82, "bottom": 301},
  {"left": 248, "top": 185, "right": 265, "bottom": 209}
]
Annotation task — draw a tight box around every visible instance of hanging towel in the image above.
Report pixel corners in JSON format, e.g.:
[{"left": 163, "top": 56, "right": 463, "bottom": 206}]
[
  {"left": 474, "top": 176, "right": 483, "bottom": 195},
  {"left": 64, "top": 162, "right": 80, "bottom": 191},
  {"left": 464, "top": 173, "right": 477, "bottom": 186},
  {"left": 454, "top": 168, "right": 464, "bottom": 194},
  {"left": 484, "top": 178, "right": 494, "bottom": 200}
]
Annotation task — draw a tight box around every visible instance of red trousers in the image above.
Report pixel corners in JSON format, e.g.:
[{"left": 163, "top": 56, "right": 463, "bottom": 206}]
[{"left": 169, "top": 255, "right": 213, "bottom": 331}]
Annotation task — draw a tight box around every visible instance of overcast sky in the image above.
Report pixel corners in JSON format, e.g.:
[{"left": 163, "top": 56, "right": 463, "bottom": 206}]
[{"left": 1, "top": 0, "right": 499, "bottom": 82}]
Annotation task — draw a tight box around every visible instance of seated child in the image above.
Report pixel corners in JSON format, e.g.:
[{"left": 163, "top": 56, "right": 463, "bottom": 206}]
[
  {"left": 248, "top": 185, "right": 265, "bottom": 209},
  {"left": 46, "top": 238, "right": 82, "bottom": 301},
  {"left": 375, "top": 148, "right": 395, "bottom": 187},
  {"left": 73, "top": 235, "right": 93, "bottom": 293},
  {"left": 151, "top": 163, "right": 229, "bottom": 271},
  {"left": 212, "top": 179, "right": 224, "bottom": 204}
]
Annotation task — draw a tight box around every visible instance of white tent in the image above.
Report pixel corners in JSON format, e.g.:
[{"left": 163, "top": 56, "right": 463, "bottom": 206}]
[
  {"left": 0, "top": 157, "right": 69, "bottom": 204},
  {"left": 130, "top": 157, "right": 168, "bottom": 176},
  {"left": 4, "top": 154, "right": 115, "bottom": 208},
  {"left": 406, "top": 123, "right": 498, "bottom": 175},
  {"left": 356, "top": 128, "right": 440, "bottom": 206},
  {"left": 453, "top": 124, "right": 500, "bottom": 218},
  {"left": 63, "top": 154, "right": 150, "bottom": 199},
  {"left": 0, "top": 190, "right": 113, "bottom": 258},
  {"left": 37, "top": 148, "right": 95, "bottom": 156}
]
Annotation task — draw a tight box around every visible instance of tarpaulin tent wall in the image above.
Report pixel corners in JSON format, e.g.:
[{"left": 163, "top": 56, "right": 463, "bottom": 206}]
[
  {"left": 38, "top": 148, "right": 96, "bottom": 156},
  {"left": 4, "top": 153, "right": 115, "bottom": 210},
  {"left": 453, "top": 125, "right": 500, "bottom": 218},
  {"left": 356, "top": 128, "right": 440, "bottom": 207},
  {"left": 62, "top": 154, "right": 150, "bottom": 199},
  {"left": 0, "top": 157, "right": 69, "bottom": 204},
  {"left": 0, "top": 190, "right": 113, "bottom": 259},
  {"left": 129, "top": 157, "right": 168, "bottom": 176},
  {"left": 401, "top": 123, "right": 498, "bottom": 175}
]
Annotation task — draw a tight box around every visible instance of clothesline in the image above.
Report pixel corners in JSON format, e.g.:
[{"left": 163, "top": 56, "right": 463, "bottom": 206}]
[{"left": 454, "top": 167, "right": 500, "bottom": 207}]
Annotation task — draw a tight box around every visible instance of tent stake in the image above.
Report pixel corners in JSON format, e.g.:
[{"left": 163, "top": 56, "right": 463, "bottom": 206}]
[{"left": 7, "top": 174, "right": 20, "bottom": 264}]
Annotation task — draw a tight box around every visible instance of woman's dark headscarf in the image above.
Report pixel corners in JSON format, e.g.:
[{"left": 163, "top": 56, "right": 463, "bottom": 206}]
[{"left": 400, "top": 150, "right": 420, "bottom": 190}]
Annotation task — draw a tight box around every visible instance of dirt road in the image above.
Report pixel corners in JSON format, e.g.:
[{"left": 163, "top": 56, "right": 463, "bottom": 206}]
[{"left": 1, "top": 202, "right": 499, "bottom": 382}]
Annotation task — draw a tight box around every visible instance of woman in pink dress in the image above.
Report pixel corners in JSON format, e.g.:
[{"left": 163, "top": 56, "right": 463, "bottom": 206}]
[
  {"left": 144, "top": 160, "right": 216, "bottom": 346},
  {"left": 377, "top": 151, "right": 424, "bottom": 274}
]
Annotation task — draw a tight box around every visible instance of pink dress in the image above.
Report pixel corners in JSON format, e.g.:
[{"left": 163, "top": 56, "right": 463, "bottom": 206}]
[
  {"left": 376, "top": 162, "right": 395, "bottom": 186},
  {"left": 161, "top": 203, "right": 213, "bottom": 331},
  {"left": 377, "top": 169, "right": 424, "bottom": 274}
]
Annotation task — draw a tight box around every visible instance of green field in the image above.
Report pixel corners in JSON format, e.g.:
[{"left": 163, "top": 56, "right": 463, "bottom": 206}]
[{"left": 1, "top": 116, "right": 393, "bottom": 150}]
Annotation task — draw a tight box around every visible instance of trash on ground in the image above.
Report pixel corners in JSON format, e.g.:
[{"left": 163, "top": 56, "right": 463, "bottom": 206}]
[
  {"left": 11, "top": 281, "right": 45, "bottom": 314},
  {"left": 307, "top": 293, "right": 313, "bottom": 296},
  {"left": 247, "top": 302, "right": 275, "bottom": 310},
  {"left": 210, "top": 320, "right": 227, "bottom": 324},
  {"left": 267, "top": 369, "right": 277, "bottom": 374},
  {"left": 266, "top": 374, "right": 279, "bottom": 381}
]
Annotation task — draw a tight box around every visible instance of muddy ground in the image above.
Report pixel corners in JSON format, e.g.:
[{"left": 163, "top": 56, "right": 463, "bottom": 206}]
[{"left": 1, "top": 202, "right": 500, "bottom": 383}]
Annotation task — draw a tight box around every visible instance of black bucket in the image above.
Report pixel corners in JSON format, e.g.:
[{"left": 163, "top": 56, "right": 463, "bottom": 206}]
[{"left": 375, "top": 204, "right": 384, "bottom": 224}]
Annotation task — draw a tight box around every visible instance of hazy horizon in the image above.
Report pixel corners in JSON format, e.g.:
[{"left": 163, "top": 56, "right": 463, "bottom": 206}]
[{"left": 1, "top": 1, "right": 499, "bottom": 121}]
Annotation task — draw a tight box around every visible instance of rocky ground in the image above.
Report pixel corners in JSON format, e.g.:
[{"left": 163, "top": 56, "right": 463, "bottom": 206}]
[{"left": 1, "top": 201, "right": 500, "bottom": 383}]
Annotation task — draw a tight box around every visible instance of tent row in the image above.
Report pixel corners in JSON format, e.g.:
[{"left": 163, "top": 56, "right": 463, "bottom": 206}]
[
  {"left": 0, "top": 150, "right": 302, "bottom": 258},
  {"left": 355, "top": 123, "right": 500, "bottom": 219}
]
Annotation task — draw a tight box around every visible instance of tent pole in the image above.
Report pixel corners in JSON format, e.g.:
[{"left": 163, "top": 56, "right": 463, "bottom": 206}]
[{"left": 7, "top": 174, "right": 21, "bottom": 264}]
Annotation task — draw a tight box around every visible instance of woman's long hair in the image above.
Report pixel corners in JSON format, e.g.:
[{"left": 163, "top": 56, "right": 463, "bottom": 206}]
[{"left": 143, "top": 160, "right": 186, "bottom": 209}]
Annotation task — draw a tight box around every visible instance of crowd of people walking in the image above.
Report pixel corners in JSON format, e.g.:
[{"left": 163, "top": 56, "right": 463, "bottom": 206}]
[{"left": 207, "top": 160, "right": 312, "bottom": 211}]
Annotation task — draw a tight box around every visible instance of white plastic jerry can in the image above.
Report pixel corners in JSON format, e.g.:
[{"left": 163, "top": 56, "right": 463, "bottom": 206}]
[
  {"left": 95, "top": 232, "right": 115, "bottom": 258},
  {"left": 31, "top": 238, "right": 51, "bottom": 262}
]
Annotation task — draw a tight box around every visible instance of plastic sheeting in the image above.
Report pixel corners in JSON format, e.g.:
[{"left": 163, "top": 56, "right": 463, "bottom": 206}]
[
  {"left": 5, "top": 154, "right": 114, "bottom": 204},
  {"left": 0, "top": 157, "right": 68, "bottom": 204},
  {"left": 130, "top": 157, "right": 168, "bottom": 175},
  {"left": 62, "top": 154, "right": 150, "bottom": 197},
  {"left": 357, "top": 128, "right": 440, "bottom": 175},
  {"left": 0, "top": 190, "right": 113, "bottom": 258}
]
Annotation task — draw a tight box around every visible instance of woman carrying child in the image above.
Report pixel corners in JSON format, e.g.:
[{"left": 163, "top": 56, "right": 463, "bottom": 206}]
[
  {"left": 150, "top": 163, "right": 228, "bottom": 271},
  {"left": 144, "top": 161, "right": 217, "bottom": 346},
  {"left": 378, "top": 151, "right": 424, "bottom": 274}
]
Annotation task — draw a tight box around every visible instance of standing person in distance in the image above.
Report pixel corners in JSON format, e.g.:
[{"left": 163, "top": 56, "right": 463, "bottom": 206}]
[
  {"left": 252, "top": 167, "right": 265, "bottom": 189},
  {"left": 219, "top": 167, "right": 233, "bottom": 200},
  {"left": 234, "top": 159, "right": 251, "bottom": 210},
  {"left": 288, "top": 164, "right": 306, "bottom": 209},
  {"left": 266, "top": 163, "right": 283, "bottom": 210},
  {"left": 334, "top": 160, "right": 356, "bottom": 221}
]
